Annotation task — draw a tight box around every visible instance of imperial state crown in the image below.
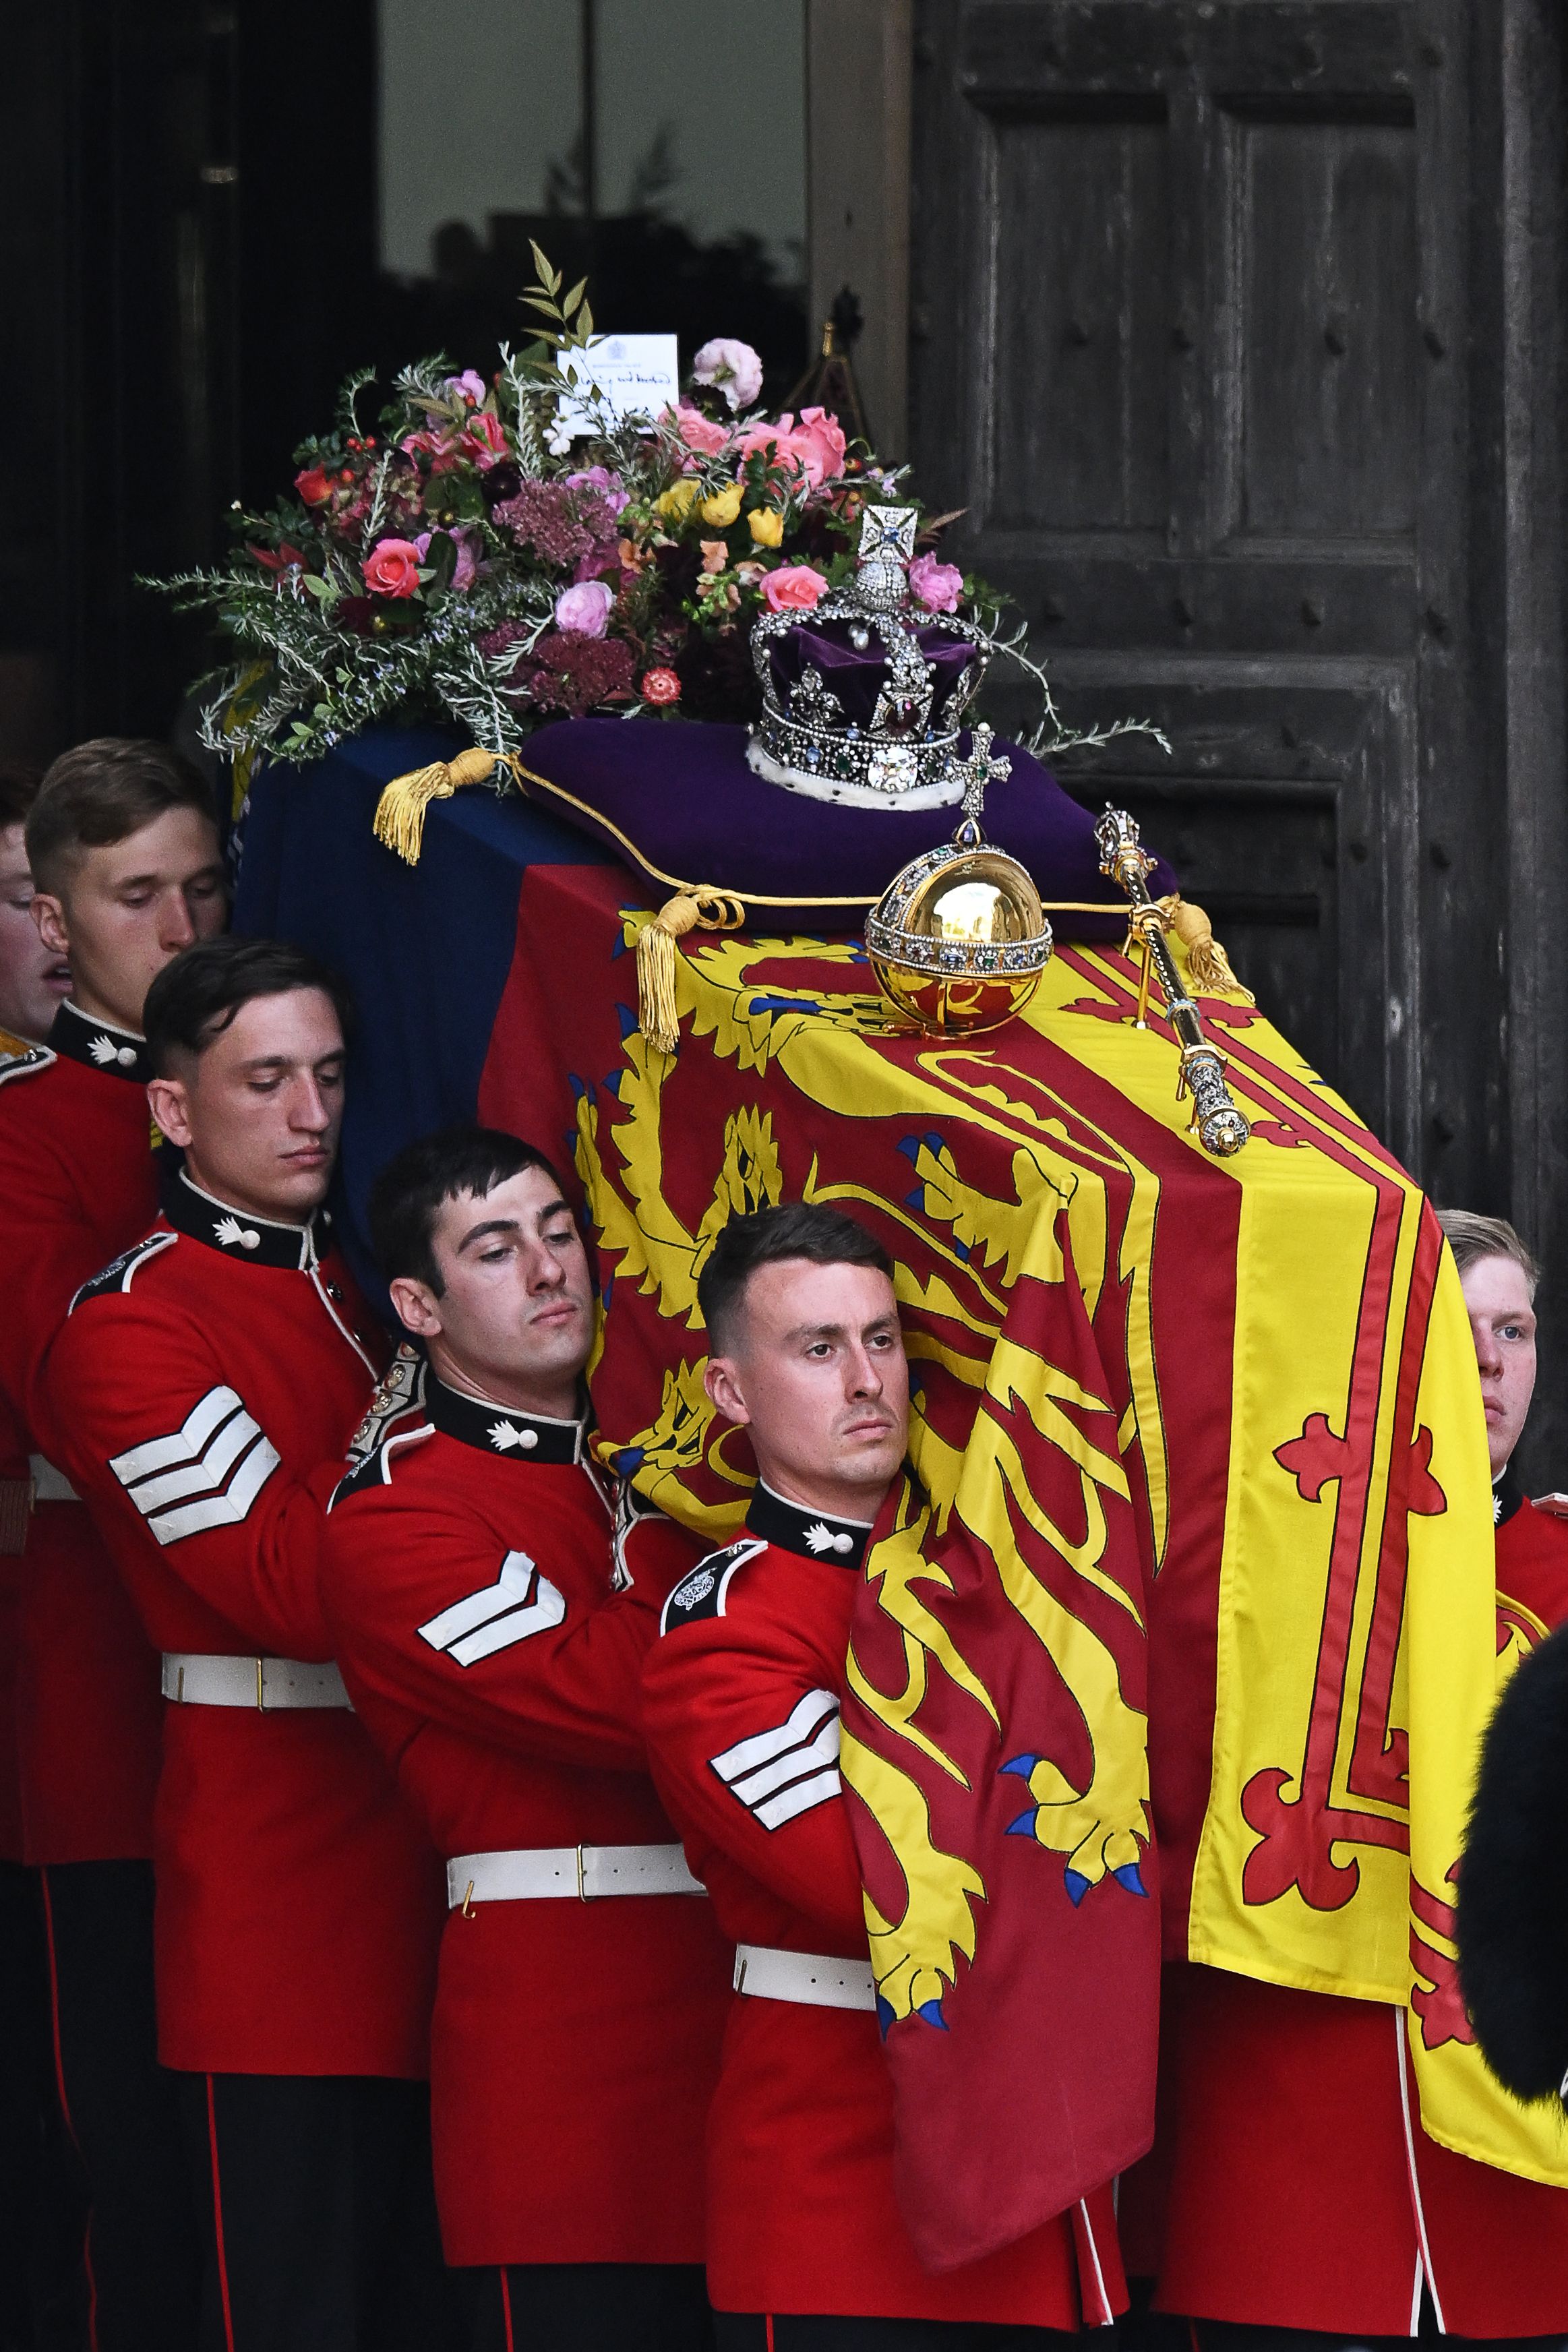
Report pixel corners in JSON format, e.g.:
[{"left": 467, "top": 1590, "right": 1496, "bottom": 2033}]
[{"left": 746, "top": 506, "right": 992, "bottom": 810}]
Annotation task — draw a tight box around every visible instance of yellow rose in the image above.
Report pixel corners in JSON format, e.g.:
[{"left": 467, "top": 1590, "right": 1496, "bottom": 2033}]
[
  {"left": 748, "top": 506, "right": 785, "bottom": 548},
  {"left": 700, "top": 482, "right": 743, "bottom": 527},
  {"left": 655, "top": 479, "right": 700, "bottom": 521}
]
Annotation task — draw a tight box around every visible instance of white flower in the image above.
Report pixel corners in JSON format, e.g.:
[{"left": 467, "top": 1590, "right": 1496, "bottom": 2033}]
[
  {"left": 214, "top": 1215, "right": 260, "bottom": 1250},
  {"left": 691, "top": 338, "right": 764, "bottom": 413}
]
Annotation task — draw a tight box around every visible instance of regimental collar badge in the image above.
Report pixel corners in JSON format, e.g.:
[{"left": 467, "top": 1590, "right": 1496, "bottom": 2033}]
[
  {"left": 425, "top": 1375, "right": 588, "bottom": 1467},
  {"left": 1495, "top": 1462, "right": 1522, "bottom": 1530},
  {"left": 49, "top": 1000, "right": 152, "bottom": 1085},
  {"left": 163, "top": 1168, "right": 331, "bottom": 1271},
  {"left": 746, "top": 1481, "right": 874, "bottom": 1572}
]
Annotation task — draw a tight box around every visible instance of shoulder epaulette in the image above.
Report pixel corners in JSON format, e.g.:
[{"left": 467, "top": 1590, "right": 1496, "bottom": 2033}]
[
  {"left": 327, "top": 1420, "right": 433, "bottom": 1512},
  {"left": 343, "top": 1344, "right": 425, "bottom": 1468},
  {"left": 69, "top": 1230, "right": 178, "bottom": 1310},
  {"left": 659, "top": 1537, "right": 767, "bottom": 1634},
  {"left": 0, "top": 1031, "right": 53, "bottom": 1089}
]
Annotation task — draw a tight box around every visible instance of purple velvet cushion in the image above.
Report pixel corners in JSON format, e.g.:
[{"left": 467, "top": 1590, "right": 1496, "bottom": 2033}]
[{"left": 516, "top": 717, "right": 1172, "bottom": 940}]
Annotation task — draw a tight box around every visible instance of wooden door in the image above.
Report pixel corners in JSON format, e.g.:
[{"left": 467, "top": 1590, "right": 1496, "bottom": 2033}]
[{"left": 910, "top": 0, "right": 1484, "bottom": 1185}]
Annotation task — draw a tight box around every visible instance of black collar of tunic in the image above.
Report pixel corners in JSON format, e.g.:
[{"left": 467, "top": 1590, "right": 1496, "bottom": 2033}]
[
  {"left": 1495, "top": 1461, "right": 1524, "bottom": 1530},
  {"left": 745, "top": 1480, "right": 875, "bottom": 1571},
  {"left": 425, "top": 1375, "right": 589, "bottom": 1466},
  {"left": 49, "top": 1001, "right": 153, "bottom": 1086},
  {"left": 162, "top": 1168, "right": 332, "bottom": 1271}
]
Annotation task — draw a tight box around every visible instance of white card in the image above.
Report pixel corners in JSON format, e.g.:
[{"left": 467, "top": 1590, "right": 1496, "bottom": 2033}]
[{"left": 554, "top": 334, "right": 680, "bottom": 439}]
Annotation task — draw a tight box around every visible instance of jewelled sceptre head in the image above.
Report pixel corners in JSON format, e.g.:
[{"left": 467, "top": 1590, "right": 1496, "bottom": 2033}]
[{"left": 1094, "top": 806, "right": 1250, "bottom": 1158}]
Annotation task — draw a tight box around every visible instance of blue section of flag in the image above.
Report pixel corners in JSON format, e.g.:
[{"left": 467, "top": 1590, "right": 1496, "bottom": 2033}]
[{"left": 235, "top": 725, "right": 611, "bottom": 1313}]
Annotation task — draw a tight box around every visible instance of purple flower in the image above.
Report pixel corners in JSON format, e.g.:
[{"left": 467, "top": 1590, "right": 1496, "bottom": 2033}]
[
  {"left": 565, "top": 464, "right": 630, "bottom": 518},
  {"left": 413, "top": 526, "right": 481, "bottom": 592},
  {"left": 444, "top": 369, "right": 488, "bottom": 408},
  {"left": 553, "top": 578, "right": 615, "bottom": 637},
  {"left": 909, "top": 553, "right": 965, "bottom": 613}
]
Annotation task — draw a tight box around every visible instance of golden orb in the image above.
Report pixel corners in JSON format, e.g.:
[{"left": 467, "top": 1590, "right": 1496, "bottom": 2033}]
[{"left": 866, "top": 824, "right": 1053, "bottom": 1035}]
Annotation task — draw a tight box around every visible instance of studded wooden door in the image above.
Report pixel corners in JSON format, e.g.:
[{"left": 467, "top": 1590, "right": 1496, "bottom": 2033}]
[{"left": 911, "top": 0, "right": 1489, "bottom": 1187}]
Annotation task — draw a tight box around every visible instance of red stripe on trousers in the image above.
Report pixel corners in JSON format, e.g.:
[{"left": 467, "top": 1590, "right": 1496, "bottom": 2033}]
[
  {"left": 39, "top": 1867, "right": 99, "bottom": 2352},
  {"left": 206, "top": 2075, "right": 237, "bottom": 2352}
]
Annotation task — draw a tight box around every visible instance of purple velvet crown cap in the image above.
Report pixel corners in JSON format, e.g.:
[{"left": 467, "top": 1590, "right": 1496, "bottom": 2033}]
[
  {"left": 516, "top": 715, "right": 1176, "bottom": 940},
  {"left": 764, "top": 617, "right": 979, "bottom": 729}
]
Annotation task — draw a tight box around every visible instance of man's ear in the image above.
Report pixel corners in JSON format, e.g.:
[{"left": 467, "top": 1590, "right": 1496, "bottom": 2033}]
[
  {"left": 388, "top": 1275, "right": 444, "bottom": 1342},
  {"left": 147, "top": 1076, "right": 193, "bottom": 1150},
  {"left": 31, "top": 895, "right": 68, "bottom": 959},
  {"left": 704, "top": 1353, "right": 752, "bottom": 1428}
]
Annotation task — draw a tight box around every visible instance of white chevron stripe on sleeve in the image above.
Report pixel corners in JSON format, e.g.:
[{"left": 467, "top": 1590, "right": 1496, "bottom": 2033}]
[
  {"left": 709, "top": 1688, "right": 843, "bottom": 1831},
  {"left": 417, "top": 1551, "right": 567, "bottom": 1667},
  {"left": 109, "top": 1385, "right": 281, "bottom": 1547}
]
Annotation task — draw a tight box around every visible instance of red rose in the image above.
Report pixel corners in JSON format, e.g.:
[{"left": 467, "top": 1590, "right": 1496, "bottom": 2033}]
[
  {"left": 295, "top": 466, "right": 334, "bottom": 508},
  {"left": 362, "top": 537, "right": 422, "bottom": 599},
  {"left": 640, "top": 667, "right": 682, "bottom": 706}
]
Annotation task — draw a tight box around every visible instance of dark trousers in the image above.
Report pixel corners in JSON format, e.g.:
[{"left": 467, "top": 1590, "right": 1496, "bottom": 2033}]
[
  {"left": 180, "top": 2072, "right": 463, "bottom": 2352},
  {"left": 0, "top": 1860, "right": 90, "bottom": 2352},
  {"left": 42, "top": 1858, "right": 200, "bottom": 2351},
  {"left": 714, "top": 2322, "right": 1085, "bottom": 2351},
  {"left": 1185, "top": 2322, "right": 1568, "bottom": 2351},
  {"left": 462, "top": 2262, "right": 714, "bottom": 2352}
]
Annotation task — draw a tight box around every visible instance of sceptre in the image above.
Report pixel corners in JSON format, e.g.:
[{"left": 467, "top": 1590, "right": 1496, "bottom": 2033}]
[{"left": 1093, "top": 807, "right": 1250, "bottom": 1159}]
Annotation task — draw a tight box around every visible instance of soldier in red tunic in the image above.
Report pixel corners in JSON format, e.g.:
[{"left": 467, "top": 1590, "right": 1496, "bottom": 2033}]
[
  {"left": 44, "top": 937, "right": 456, "bottom": 2352},
  {"left": 641, "top": 1202, "right": 1122, "bottom": 2350},
  {"left": 0, "top": 739, "right": 227, "bottom": 2347},
  {"left": 321, "top": 1123, "right": 731, "bottom": 2350},
  {"left": 1133, "top": 1208, "right": 1568, "bottom": 2347}
]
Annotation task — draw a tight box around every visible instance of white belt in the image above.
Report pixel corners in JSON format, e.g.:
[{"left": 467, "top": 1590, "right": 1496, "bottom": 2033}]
[
  {"left": 161, "top": 1653, "right": 353, "bottom": 1711},
  {"left": 733, "top": 1942, "right": 877, "bottom": 2012},
  {"left": 446, "top": 1843, "right": 705, "bottom": 1910},
  {"left": 29, "top": 1455, "right": 80, "bottom": 1503}
]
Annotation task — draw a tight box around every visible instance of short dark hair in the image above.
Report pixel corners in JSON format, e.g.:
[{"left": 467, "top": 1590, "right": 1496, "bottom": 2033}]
[
  {"left": 143, "top": 936, "right": 354, "bottom": 1076},
  {"left": 1435, "top": 1208, "right": 1542, "bottom": 1299},
  {"left": 0, "top": 757, "right": 43, "bottom": 835},
  {"left": 368, "top": 1125, "right": 565, "bottom": 1296},
  {"left": 25, "top": 738, "right": 216, "bottom": 895},
  {"left": 698, "top": 1202, "right": 894, "bottom": 1354}
]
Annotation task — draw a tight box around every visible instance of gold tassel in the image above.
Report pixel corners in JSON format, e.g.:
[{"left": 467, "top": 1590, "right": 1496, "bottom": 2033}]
[
  {"left": 372, "top": 747, "right": 512, "bottom": 864},
  {"left": 635, "top": 887, "right": 746, "bottom": 1054},
  {"left": 1157, "top": 893, "right": 1256, "bottom": 1004}
]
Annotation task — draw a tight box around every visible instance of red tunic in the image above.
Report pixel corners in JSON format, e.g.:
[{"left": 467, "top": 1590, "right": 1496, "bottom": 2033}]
[
  {"left": 641, "top": 1484, "right": 1120, "bottom": 2327},
  {"left": 44, "top": 1169, "right": 443, "bottom": 2078},
  {"left": 0, "top": 1006, "right": 164, "bottom": 1865},
  {"left": 322, "top": 1371, "right": 730, "bottom": 2269},
  {"left": 1133, "top": 1486, "right": 1568, "bottom": 2336}
]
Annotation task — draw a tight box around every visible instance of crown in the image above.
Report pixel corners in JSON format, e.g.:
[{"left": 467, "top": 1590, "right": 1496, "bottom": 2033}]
[{"left": 745, "top": 506, "right": 992, "bottom": 809}]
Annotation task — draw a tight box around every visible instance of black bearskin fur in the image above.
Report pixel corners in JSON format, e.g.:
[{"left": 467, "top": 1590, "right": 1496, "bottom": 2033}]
[{"left": 1457, "top": 1619, "right": 1568, "bottom": 2103}]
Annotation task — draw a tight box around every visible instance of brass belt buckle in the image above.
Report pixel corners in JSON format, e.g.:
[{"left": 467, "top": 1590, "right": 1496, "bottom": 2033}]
[
  {"left": 255, "top": 1658, "right": 266, "bottom": 1711},
  {"left": 576, "top": 1844, "right": 591, "bottom": 1901}
]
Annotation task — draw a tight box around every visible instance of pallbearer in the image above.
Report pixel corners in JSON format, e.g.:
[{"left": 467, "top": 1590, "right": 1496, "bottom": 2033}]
[
  {"left": 322, "top": 1124, "right": 729, "bottom": 2352},
  {"left": 641, "top": 1202, "right": 1121, "bottom": 2349},
  {"left": 0, "top": 740, "right": 227, "bottom": 2347},
  {"left": 1132, "top": 1209, "right": 1568, "bottom": 2344},
  {"left": 45, "top": 937, "right": 454, "bottom": 2352}
]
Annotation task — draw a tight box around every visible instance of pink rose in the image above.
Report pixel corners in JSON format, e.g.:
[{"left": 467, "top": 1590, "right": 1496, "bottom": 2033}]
[
  {"left": 692, "top": 338, "right": 764, "bottom": 411},
  {"left": 674, "top": 403, "right": 731, "bottom": 458},
  {"left": 793, "top": 405, "right": 847, "bottom": 485},
  {"left": 760, "top": 565, "right": 827, "bottom": 613},
  {"left": 444, "top": 369, "right": 488, "bottom": 407},
  {"left": 553, "top": 578, "right": 615, "bottom": 636},
  {"left": 362, "top": 537, "right": 422, "bottom": 599},
  {"left": 908, "top": 552, "right": 965, "bottom": 613}
]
